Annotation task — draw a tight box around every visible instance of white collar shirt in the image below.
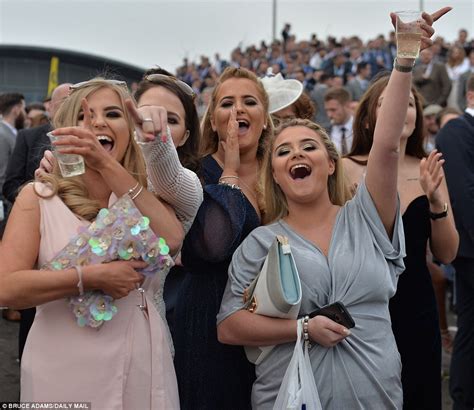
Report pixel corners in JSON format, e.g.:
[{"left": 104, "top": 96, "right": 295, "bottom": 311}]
[
  {"left": 1, "top": 120, "right": 17, "bottom": 137},
  {"left": 330, "top": 116, "right": 354, "bottom": 155}
]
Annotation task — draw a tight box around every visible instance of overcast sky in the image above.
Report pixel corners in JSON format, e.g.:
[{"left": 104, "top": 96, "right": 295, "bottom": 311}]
[{"left": 0, "top": 0, "right": 472, "bottom": 73}]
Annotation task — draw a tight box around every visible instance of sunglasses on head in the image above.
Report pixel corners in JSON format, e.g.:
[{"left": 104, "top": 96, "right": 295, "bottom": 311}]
[
  {"left": 145, "top": 74, "right": 196, "bottom": 99},
  {"left": 70, "top": 79, "right": 128, "bottom": 92}
]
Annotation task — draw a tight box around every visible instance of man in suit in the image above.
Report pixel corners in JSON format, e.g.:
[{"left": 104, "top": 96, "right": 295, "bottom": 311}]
[
  {"left": 324, "top": 87, "right": 353, "bottom": 155},
  {"left": 3, "top": 83, "right": 71, "bottom": 203},
  {"left": 2, "top": 83, "right": 70, "bottom": 359},
  {"left": 0, "top": 93, "right": 26, "bottom": 236},
  {"left": 413, "top": 48, "right": 452, "bottom": 107},
  {"left": 436, "top": 73, "right": 474, "bottom": 410},
  {"left": 0, "top": 92, "right": 25, "bottom": 322}
]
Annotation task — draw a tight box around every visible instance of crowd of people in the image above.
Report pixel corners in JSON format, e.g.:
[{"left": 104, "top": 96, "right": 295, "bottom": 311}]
[
  {"left": 176, "top": 24, "right": 473, "bottom": 126},
  {"left": 0, "top": 6, "right": 473, "bottom": 410}
]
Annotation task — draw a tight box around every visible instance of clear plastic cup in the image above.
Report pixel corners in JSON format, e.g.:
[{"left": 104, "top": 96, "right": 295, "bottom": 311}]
[
  {"left": 396, "top": 11, "right": 423, "bottom": 59},
  {"left": 47, "top": 132, "right": 85, "bottom": 178}
]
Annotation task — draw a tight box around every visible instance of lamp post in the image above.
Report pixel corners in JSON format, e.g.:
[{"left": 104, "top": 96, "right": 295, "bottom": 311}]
[
  {"left": 419, "top": 0, "right": 424, "bottom": 11},
  {"left": 272, "top": 0, "right": 277, "bottom": 41}
]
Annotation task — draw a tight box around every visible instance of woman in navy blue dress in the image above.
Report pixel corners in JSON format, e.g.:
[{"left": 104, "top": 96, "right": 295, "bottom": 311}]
[{"left": 173, "top": 67, "right": 273, "bottom": 409}]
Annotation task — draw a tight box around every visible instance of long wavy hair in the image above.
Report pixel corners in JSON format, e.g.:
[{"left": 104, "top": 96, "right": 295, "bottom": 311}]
[
  {"left": 200, "top": 67, "right": 273, "bottom": 160},
  {"left": 262, "top": 118, "right": 351, "bottom": 224},
  {"left": 38, "top": 78, "right": 147, "bottom": 221},
  {"left": 348, "top": 72, "right": 425, "bottom": 161}
]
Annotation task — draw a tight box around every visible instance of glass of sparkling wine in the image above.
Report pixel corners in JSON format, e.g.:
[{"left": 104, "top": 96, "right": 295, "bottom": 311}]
[
  {"left": 396, "top": 11, "right": 422, "bottom": 59},
  {"left": 47, "top": 131, "right": 85, "bottom": 177}
]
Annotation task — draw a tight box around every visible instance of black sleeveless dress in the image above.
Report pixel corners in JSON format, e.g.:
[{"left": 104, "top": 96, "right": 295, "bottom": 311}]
[{"left": 389, "top": 195, "right": 442, "bottom": 410}]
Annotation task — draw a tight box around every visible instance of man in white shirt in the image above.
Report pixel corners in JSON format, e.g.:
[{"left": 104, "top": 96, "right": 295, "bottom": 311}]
[{"left": 324, "top": 87, "right": 353, "bottom": 155}]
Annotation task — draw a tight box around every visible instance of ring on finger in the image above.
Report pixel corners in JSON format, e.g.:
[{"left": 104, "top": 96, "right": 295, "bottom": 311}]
[{"left": 142, "top": 118, "right": 153, "bottom": 122}]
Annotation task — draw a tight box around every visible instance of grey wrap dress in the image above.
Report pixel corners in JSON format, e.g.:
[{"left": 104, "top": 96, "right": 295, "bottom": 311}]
[{"left": 218, "top": 181, "right": 406, "bottom": 409}]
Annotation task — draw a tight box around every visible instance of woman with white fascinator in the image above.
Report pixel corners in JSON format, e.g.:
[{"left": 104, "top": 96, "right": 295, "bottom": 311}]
[{"left": 261, "top": 70, "right": 316, "bottom": 123}]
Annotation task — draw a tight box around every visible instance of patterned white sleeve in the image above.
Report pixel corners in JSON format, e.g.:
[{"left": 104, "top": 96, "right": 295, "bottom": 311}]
[{"left": 141, "top": 135, "right": 203, "bottom": 234}]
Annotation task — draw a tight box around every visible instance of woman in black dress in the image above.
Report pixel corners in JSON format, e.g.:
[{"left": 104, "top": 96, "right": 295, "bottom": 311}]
[
  {"left": 343, "top": 72, "right": 459, "bottom": 409},
  {"left": 173, "top": 67, "right": 273, "bottom": 409}
]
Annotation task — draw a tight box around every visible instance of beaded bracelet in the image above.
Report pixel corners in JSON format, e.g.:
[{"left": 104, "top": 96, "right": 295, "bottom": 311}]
[
  {"left": 219, "top": 180, "right": 241, "bottom": 190},
  {"left": 302, "top": 315, "right": 310, "bottom": 347},
  {"left": 73, "top": 265, "right": 84, "bottom": 296}
]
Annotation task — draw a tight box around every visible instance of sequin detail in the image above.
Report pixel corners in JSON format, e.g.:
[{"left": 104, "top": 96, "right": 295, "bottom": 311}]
[{"left": 41, "top": 194, "right": 174, "bottom": 328}]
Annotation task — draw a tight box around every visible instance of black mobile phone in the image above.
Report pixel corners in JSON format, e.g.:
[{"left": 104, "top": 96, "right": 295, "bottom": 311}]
[{"left": 309, "top": 301, "right": 355, "bottom": 329}]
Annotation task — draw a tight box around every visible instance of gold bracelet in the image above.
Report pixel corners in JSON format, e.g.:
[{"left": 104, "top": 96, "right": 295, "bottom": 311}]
[
  {"left": 130, "top": 185, "right": 144, "bottom": 200},
  {"left": 219, "top": 175, "right": 239, "bottom": 181},
  {"left": 127, "top": 182, "right": 140, "bottom": 197}
]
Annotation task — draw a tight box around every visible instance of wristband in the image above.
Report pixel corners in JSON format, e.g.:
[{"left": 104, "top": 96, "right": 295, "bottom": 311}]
[
  {"left": 429, "top": 203, "right": 448, "bottom": 220},
  {"left": 393, "top": 58, "right": 415, "bottom": 73}
]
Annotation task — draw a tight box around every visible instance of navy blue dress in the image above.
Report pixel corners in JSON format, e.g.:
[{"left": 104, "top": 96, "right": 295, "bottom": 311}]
[
  {"left": 173, "top": 155, "right": 259, "bottom": 409},
  {"left": 389, "top": 195, "right": 442, "bottom": 410}
]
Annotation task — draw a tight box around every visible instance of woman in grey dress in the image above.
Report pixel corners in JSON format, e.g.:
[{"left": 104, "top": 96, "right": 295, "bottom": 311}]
[{"left": 217, "top": 9, "right": 451, "bottom": 409}]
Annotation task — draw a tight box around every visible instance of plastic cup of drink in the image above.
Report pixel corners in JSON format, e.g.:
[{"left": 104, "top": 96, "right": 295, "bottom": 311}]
[
  {"left": 47, "top": 131, "right": 85, "bottom": 177},
  {"left": 396, "top": 11, "right": 423, "bottom": 59}
]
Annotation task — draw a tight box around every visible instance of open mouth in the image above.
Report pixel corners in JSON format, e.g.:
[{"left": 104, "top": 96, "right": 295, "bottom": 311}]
[
  {"left": 290, "top": 164, "right": 312, "bottom": 179},
  {"left": 237, "top": 119, "right": 249, "bottom": 135},
  {"left": 97, "top": 135, "right": 114, "bottom": 152}
]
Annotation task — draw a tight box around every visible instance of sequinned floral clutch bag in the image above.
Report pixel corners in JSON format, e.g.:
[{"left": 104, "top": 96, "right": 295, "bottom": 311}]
[{"left": 41, "top": 194, "right": 173, "bottom": 328}]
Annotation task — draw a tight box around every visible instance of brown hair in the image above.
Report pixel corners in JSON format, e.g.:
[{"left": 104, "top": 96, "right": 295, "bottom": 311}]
[
  {"left": 39, "top": 78, "right": 147, "bottom": 221},
  {"left": 134, "top": 68, "right": 201, "bottom": 173},
  {"left": 291, "top": 92, "right": 316, "bottom": 120},
  {"left": 262, "top": 118, "right": 351, "bottom": 224},
  {"left": 348, "top": 72, "right": 426, "bottom": 160},
  {"left": 324, "top": 87, "right": 351, "bottom": 104},
  {"left": 200, "top": 67, "right": 273, "bottom": 159}
]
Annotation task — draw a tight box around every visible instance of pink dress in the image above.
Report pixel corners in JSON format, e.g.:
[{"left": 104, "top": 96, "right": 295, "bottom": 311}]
[{"left": 21, "top": 184, "right": 180, "bottom": 409}]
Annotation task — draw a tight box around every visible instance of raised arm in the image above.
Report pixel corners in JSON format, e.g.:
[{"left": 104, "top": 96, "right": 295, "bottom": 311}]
[
  {"left": 419, "top": 150, "right": 459, "bottom": 263},
  {"left": 140, "top": 128, "right": 203, "bottom": 234},
  {"left": 366, "top": 7, "right": 451, "bottom": 236}
]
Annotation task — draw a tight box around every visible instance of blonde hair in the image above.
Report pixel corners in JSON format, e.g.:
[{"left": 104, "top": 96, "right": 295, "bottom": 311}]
[
  {"left": 38, "top": 78, "right": 147, "bottom": 221},
  {"left": 200, "top": 67, "right": 273, "bottom": 159},
  {"left": 262, "top": 118, "right": 352, "bottom": 224}
]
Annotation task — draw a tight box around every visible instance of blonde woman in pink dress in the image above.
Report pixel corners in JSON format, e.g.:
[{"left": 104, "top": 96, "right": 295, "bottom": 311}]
[{"left": 0, "top": 79, "right": 183, "bottom": 409}]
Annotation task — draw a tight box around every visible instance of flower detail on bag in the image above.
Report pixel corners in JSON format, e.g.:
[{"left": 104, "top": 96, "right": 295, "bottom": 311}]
[{"left": 42, "top": 194, "right": 174, "bottom": 329}]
